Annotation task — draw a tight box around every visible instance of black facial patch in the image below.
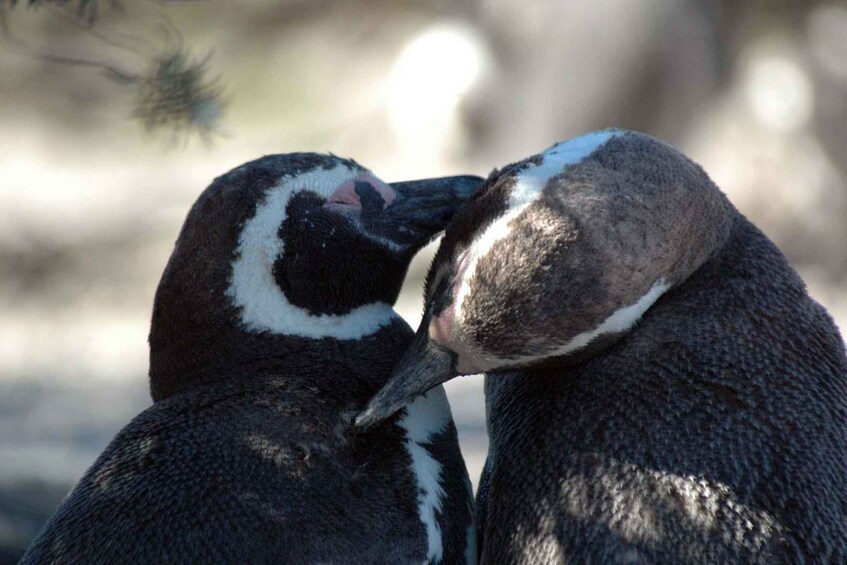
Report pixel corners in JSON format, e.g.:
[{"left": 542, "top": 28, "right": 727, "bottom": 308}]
[{"left": 274, "top": 191, "right": 408, "bottom": 317}]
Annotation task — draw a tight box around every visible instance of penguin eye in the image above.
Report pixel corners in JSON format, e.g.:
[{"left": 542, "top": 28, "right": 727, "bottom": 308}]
[{"left": 325, "top": 192, "right": 360, "bottom": 209}]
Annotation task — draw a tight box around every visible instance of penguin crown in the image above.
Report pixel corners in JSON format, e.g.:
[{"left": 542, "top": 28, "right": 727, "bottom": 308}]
[{"left": 426, "top": 129, "right": 734, "bottom": 373}]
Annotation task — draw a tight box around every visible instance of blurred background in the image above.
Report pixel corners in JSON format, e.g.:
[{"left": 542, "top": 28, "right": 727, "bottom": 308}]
[{"left": 1, "top": 0, "right": 846, "bottom": 560}]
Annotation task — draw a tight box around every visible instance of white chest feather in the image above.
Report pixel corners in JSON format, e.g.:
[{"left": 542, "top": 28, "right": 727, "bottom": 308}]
[{"left": 398, "top": 385, "right": 453, "bottom": 564}]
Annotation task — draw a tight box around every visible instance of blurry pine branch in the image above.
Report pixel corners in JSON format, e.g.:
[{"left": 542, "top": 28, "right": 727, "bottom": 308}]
[
  {"left": 4, "top": 1, "right": 123, "bottom": 25},
  {"left": 133, "top": 52, "right": 224, "bottom": 140},
  {"left": 0, "top": 0, "right": 225, "bottom": 140}
]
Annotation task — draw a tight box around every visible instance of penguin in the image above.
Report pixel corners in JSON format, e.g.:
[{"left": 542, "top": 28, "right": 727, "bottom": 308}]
[
  {"left": 21, "top": 153, "right": 481, "bottom": 564},
  {"left": 355, "top": 130, "right": 847, "bottom": 563}
]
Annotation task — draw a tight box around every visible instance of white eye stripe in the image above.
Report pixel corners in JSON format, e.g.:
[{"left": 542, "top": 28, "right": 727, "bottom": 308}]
[
  {"left": 454, "top": 130, "right": 622, "bottom": 327},
  {"left": 225, "top": 163, "right": 399, "bottom": 339}
]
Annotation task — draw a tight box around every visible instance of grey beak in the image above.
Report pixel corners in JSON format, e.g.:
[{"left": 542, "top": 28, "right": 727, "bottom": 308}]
[
  {"left": 374, "top": 175, "right": 483, "bottom": 253},
  {"left": 354, "top": 321, "right": 458, "bottom": 432}
]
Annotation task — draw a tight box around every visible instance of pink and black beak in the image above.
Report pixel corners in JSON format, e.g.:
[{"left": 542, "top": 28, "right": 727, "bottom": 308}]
[{"left": 364, "top": 175, "right": 483, "bottom": 255}]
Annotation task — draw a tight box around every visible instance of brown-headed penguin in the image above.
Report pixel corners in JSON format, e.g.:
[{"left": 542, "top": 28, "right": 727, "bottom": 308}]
[
  {"left": 356, "top": 130, "right": 847, "bottom": 563},
  {"left": 21, "top": 154, "right": 481, "bottom": 564}
]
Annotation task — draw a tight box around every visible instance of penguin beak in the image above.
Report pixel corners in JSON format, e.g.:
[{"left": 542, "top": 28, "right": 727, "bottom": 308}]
[
  {"left": 354, "top": 317, "right": 458, "bottom": 432},
  {"left": 378, "top": 175, "right": 483, "bottom": 253},
  {"left": 353, "top": 175, "right": 481, "bottom": 432}
]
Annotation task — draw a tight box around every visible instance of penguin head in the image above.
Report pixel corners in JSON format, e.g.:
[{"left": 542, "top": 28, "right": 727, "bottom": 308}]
[
  {"left": 356, "top": 129, "right": 735, "bottom": 430},
  {"left": 149, "top": 153, "right": 481, "bottom": 400}
]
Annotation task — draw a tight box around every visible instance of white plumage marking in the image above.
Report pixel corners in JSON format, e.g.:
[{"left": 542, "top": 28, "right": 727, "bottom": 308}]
[
  {"left": 557, "top": 278, "right": 670, "bottom": 354},
  {"left": 398, "top": 385, "right": 452, "bottom": 563},
  {"left": 489, "top": 278, "right": 670, "bottom": 367},
  {"left": 455, "top": 130, "right": 622, "bottom": 322},
  {"left": 226, "top": 163, "right": 398, "bottom": 339}
]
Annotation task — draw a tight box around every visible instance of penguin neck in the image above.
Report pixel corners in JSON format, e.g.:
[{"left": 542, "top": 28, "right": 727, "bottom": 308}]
[
  {"left": 485, "top": 212, "right": 758, "bottom": 382},
  {"left": 494, "top": 213, "right": 802, "bottom": 386},
  {"left": 149, "top": 316, "right": 414, "bottom": 403}
]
